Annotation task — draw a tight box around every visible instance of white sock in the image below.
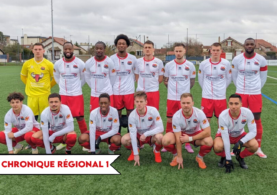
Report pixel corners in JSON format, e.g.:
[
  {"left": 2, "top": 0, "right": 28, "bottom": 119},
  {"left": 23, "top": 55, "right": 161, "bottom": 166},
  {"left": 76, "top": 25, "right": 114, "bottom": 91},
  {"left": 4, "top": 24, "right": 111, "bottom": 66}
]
[
  {"left": 32, "top": 147, "right": 37, "bottom": 151},
  {"left": 14, "top": 143, "right": 23, "bottom": 149}
]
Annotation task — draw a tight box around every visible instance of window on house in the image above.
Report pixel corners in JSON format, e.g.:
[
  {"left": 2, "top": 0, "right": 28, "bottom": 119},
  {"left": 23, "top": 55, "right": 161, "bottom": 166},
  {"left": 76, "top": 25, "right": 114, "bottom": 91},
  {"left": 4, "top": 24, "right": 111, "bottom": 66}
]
[
  {"left": 227, "top": 40, "right": 232, "bottom": 46},
  {"left": 136, "top": 50, "right": 143, "bottom": 56}
]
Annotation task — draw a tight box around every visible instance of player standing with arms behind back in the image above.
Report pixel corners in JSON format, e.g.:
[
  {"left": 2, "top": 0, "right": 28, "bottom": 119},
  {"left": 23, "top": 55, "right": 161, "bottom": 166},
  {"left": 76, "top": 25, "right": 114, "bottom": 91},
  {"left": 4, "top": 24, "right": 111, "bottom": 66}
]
[{"left": 232, "top": 38, "right": 268, "bottom": 158}]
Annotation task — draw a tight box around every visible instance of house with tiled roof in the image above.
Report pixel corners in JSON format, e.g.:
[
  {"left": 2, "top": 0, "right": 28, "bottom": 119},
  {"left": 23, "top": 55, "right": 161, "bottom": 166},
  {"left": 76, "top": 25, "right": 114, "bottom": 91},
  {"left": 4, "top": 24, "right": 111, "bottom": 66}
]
[
  {"left": 115, "top": 38, "right": 144, "bottom": 57},
  {"left": 41, "top": 37, "right": 87, "bottom": 60},
  {"left": 255, "top": 39, "right": 277, "bottom": 56}
]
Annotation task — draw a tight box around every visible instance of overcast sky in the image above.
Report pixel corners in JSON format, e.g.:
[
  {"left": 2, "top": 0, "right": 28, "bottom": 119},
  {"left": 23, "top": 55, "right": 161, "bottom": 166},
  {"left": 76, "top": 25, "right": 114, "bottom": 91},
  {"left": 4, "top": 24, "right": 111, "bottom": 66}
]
[{"left": 1, "top": 0, "right": 277, "bottom": 48}]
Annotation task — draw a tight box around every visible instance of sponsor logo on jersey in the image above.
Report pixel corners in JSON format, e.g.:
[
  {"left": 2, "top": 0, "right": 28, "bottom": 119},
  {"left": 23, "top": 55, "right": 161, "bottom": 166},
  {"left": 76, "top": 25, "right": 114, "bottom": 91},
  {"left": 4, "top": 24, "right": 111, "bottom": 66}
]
[
  {"left": 192, "top": 71, "right": 196, "bottom": 75},
  {"left": 220, "top": 66, "right": 225, "bottom": 71},
  {"left": 90, "top": 120, "right": 93, "bottom": 124},
  {"left": 185, "top": 66, "right": 189, "bottom": 71},
  {"left": 41, "top": 121, "right": 44, "bottom": 125},
  {"left": 232, "top": 65, "right": 234, "bottom": 69},
  {"left": 148, "top": 117, "right": 153, "bottom": 121},
  {"left": 66, "top": 114, "right": 71, "bottom": 119},
  {"left": 104, "top": 64, "right": 109, "bottom": 69},
  {"left": 129, "top": 124, "right": 132, "bottom": 127},
  {"left": 114, "top": 119, "right": 118, "bottom": 123},
  {"left": 152, "top": 64, "right": 157, "bottom": 68},
  {"left": 241, "top": 119, "right": 247, "bottom": 124},
  {"left": 108, "top": 118, "right": 113, "bottom": 122},
  {"left": 251, "top": 119, "right": 255, "bottom": 124},
  {"left": 173, "top": 125, "right": 176, "bottom": 129},
  {"left": 112, "top": 69, "right": 116, "bottom": 73},
  {"left": 156, "top": 116, "right": 160, "bottom": 121},
  {"left": 128, "top": 61, "right": 132, "bottom": 65},
  {"left": 41, "top": 67, "right": 45, "bottom": 70},
  {"left": 220, "top": 126, "right": 224, "bottom": 130},
  {"left": 59, "top": 114, "right": 63, "bottom": 118},
  {"left": 21, "top": 117, "right": 25, "bottom": 120},
  {"left": 193, "top": 119, "right": 198, "bottom": 123},
  {"left": 254, "top": 61, "right": 259, "bottom": 65},
  {"left": 5, "top": 122, "right": 8, "bottom": 126},
  {"left": 199, "top": 69, "right": 201, "bottom": 74},
  {"left": 25, "top": 117, "right": 29, "bottom": 121},
  {"left": 161, "top": 68, "right": 165, "bottom": 72},
  {"left": 202, "top": 119, "right": 207, "bottom": 124},
  {"left": 73, "top": 65, "right": 78, "bottom": 69},
  {"left": 31, "top": 72, "right": 44, "bottom": 82}
]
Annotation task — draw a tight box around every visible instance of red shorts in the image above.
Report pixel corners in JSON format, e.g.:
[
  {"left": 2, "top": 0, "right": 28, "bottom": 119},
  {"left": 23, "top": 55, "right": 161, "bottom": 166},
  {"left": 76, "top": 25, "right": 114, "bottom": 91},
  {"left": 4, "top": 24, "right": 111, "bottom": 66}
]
[
  {"left": 48, "top": 130, "right": 67, "bottom": 143},
  {"left": 90, "top": 95, "right": 114, "bottom": 112},
  {"left": 166, "top": 100, "right": 181, "bottom": 117},
  {"left": 114, "top": 94, "right": 134, "bottom": 110},
  {"left": 84, "top": 130, "right": 120, "bottom": 145},
  {"left": 137, "top": 133, "right": 153, "bottom": 146},
  {"left": 181, "top": 130, "right": 203, "bottom": 145},
  {"left": 61, "top": 95, "right": 84, "bottom": 117},
  {"left": 201, "top": 98, "right": 227, "bottom": 118},
  {"left": 9, "top": 127, "right": 40, "bottom": 143},
  {"left": 215, "top": 132, "right": 247, "bottom": 144},
  {"left": 146, "top": 91, "right": 159, "bottom": 110},
  {"left": 236, "top": 93, "right": 262, "bottom": 113}
]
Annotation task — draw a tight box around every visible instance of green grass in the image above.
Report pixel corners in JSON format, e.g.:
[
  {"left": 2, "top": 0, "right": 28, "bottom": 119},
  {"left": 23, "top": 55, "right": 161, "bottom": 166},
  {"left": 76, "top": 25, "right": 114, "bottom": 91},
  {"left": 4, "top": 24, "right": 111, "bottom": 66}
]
[{"left": 0, "top": 66, "right": 277, "bottom": 194}]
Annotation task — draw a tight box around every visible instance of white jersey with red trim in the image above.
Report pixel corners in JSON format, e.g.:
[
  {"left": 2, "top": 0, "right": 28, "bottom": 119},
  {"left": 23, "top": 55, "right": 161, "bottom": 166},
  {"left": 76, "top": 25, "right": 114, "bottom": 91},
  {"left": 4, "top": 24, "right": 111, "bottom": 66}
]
[
  {"left": 54, "top": 57, "right": 85, "bottom": 96},
  {"left": 40, "top": 104, "right": 74, "bottom": 132},
  {"left": 172, "top": 107, "right": 209, "bottom": 135},
  {"left": 232, "top": 53, "right": 268, "bottom": 94},
  {"left": 218, "top": 107, "right": 257, "bottom": 160},
  {"left": 198, "top": 58, "right": 232, "bottom": 100},
  {"left": 135, "top": 57, "right": 164, "bottom": 92},
  {"left": 164, "top": 59, "right": 196, "bottom": 101},
  {"left": 128, "top": 106, "right": 164, "bottom": 155},
  {"left": 110, "top": 53, "right": 137, "bottom": 95},
  {"left": 85, "top": 56, "right": 116, "bottom": 97},
  {"left": 4, "top": 104, "right": 39, "bottom": 151}
]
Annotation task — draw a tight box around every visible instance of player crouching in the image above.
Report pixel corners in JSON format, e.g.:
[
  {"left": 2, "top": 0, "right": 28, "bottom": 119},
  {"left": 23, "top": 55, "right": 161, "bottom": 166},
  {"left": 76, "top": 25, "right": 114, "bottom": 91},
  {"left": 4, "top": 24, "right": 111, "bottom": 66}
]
[
  {"left": 162, "top": 93, "right": 213, "bottom": 169},
  {"left": 214, "top": 94, "right": 258, "bottom": 173},
  {"left": 78, "top": 93, "right": 121, "bottom": 154},
  {"left": 0, "top": 92, "right": 40, "bottom": 154},
  {"left": 31, "top": 93, "right": 77, "bottom": 154},
  {"left": 121, "top": 91, "right": 164, "bottom": 166}
]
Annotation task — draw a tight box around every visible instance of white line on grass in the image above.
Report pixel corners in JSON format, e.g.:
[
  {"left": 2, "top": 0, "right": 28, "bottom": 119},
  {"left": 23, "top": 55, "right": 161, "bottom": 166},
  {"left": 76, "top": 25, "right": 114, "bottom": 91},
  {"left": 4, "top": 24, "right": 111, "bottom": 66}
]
[{"left": 267, "top": 76, "right": 277, "bottom": 80}]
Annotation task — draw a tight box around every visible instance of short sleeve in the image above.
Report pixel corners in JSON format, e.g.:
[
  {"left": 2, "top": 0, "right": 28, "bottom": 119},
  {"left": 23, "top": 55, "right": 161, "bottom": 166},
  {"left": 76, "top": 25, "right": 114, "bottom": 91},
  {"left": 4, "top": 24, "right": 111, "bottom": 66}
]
[
  {"left": 172, "top": 113, "right": 181, "bottom": 133},
  {"left": 158, "top": 60, "right": 164, "bottom": 76},
  {"left": 198, "top": 110, "right": 210, "bottom": 129},
  {"left": 21, "top": 61, "right": 28, "bottom": 76},
  {"left": 190, "top": 63, "right": 196, "bottom": 78}
]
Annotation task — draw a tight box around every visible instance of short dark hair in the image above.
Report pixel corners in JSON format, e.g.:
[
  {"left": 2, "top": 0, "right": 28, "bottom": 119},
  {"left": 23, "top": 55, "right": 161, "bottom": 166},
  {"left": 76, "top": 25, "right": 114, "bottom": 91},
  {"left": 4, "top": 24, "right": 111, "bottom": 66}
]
[
  {"left": 7, "top": 92, "right": 24, "bottom": 102},
  {"left": 144, "top": 40, "right": 154, "bottom": 47},
  {"left": 229, "top": 94, "right": 242, "bottom": 102},
  {"left": 63, "top": 41, "right": 73, "bottom": 47},
  {"left": 174, "top": 43, "right": 186, "bottom": 49},
  {"left": 33, "top": 43, "right": 44, "bottom": 49},
  {"left": 99, "top": 93, "right": 110, "bottom": 102},
  {"left": 114, "top": 34, "right": 130, "bottom": 47},
  {"left": 48, "top": 93, "right": 61, "bottom": 101},
  {"left": 95, "top": 41, "right": 106, "bottom": 49},
  {"left": 211, "top": 42, "right": 222, "bottom": 48},
  {"left": 180, "top": 93, "right": 193, "bottom": 101},
  {"left": 244, "top": 38, "right": 255, "bottom": 43},
  {"left": 134, "top": 91, "right": 147, "bottom": 100}
]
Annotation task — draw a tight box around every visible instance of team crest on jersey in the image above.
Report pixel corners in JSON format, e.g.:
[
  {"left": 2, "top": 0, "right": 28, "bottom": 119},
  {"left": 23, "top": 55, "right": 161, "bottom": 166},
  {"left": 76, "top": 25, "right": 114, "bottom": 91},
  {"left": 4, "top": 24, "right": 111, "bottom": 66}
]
[
  {"left": 25, "top": 117, "right": 29, "bottom": 121},
  {"left": 148, "top": 117, "right": 153, "bottom": 121},
  {"left": 241, "top": 119, "right": 247, "bottom": 124},
  {"left": 161, "top": 68, "right": 165, "bottom": 72},
  {"left": 31, "top": 72, "right": 44, "bottom": 82},
  {"left": 220, "top": 126, "right": 224, "bottom": 130},
  {"left": 152, "top": 64, "right": 157, "bottom": 68},
  {"left": 73, "top": 65, "right": 78, "bottom": 69},
  {"left": 173, "top": 125, "right": 176, "bottom": 129},
  {"left": 41, "top": 67, "right": 45, "bottom": 70},
  {"left": 185, "top": 66, "right": 189, "bottom": 71},
  {"left": 59, "top": 114, "right": 63, "bottom": 118},
  {"left": 66, "top": 114, "right": 71, "bottom": 119},
  {"left": 5, "top": 122, "right": 8, "bottom": 126},
  {"left": 108, "top": 118, "right": 113, "bottom": 122},
  {"left": 202, "top": 119, "right": 207, "bottom": 124},
  {"left": 114, "top": 119, "right": 118, "bottom": 123},
  {"left": 220, "top": 67, "right": 225, "bottom": 71},
  {"left": 199, "top": 69, "right": 201, "bottom": 74},
  {"left": 251, "top": 119, "right": 255, "bottom": 124},
  {"left": 90, "top": 120, "right": 93, "bottom": 124},
  {"left": 128, "top": 61, "right": 132, "bottom": 65},
  {"left": 232, "top": 65, "right": 234, "bottom": 69},
  {"left": 254, "top": 61, "right": 259, "bottom": 65},
  {"left": 104, "top": 64, "right": 109, "bottom": 69},
  {"left": 41, "top": 121, "right": 44, "bottom": 125},
  {"left": 20, "top": 117, "right": 25, "bottom": 120},
  {"left": 193, "top": 119, "right": 198, "bottom": 123},
  {"left": 156, "top": 116, "right": 160, "bottom": 121}
]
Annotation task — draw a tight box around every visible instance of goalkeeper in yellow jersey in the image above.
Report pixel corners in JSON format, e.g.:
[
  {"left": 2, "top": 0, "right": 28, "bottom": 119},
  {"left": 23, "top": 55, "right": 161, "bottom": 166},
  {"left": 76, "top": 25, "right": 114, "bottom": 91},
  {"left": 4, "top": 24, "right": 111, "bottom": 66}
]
[{"left": 20, "top": 43, "right": 56, "bottom": 148}]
